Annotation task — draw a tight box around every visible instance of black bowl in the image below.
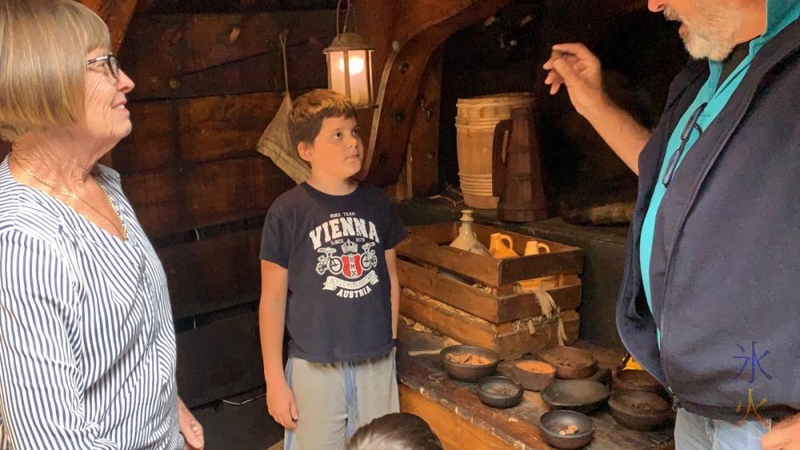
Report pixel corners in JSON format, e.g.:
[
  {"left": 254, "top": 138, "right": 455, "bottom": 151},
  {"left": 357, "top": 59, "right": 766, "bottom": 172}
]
[
  {"left": 539, "top": 410, "right": 595, "bottom": 449},
  {"left": 612, "top": 369, "right": 663, "bottom": 394},
  {"left": 538, "top": 346, "right": 597, "bottom": 379},
  {"left": 541, "top": 379, "right": 610, "bottom": 414},
  {"left": 440, "top": 345, "right": 500, "bottom": 383},
  {"left": 608, "top": 389, "right": 673, "bottom": 431},
  {"left": 477, "top": 376, "right": 524, "bottom": 408}
]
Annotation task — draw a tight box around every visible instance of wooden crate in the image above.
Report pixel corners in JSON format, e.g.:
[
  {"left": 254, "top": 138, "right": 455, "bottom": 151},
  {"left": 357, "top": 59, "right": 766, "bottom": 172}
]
[
  {"left": 396, "top": 222, "right": 584, "bottom": 358},
  {"left": 401, "top": 289, "right": 579, "bottom": 359}
]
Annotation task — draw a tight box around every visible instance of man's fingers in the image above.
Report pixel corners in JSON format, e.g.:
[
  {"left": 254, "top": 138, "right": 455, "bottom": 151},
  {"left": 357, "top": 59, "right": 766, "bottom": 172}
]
[
  {"left": 552, "top": 58, "right": 581, "bottom": 88},
  {"left": 550, "top": 79, "right": 563, "bottom": 95},
  {"left": 544, "top": 70, "right": 563, "bottom": 95},
  {"left": 552, "top": 43, "right": 598, "bottom": 64},
  {"left": 544, "top": 69, "right": 559, "bottom": 85},
  {"left": 290, "top": 399, "right": 300, "bottom": 421},
  {"left": 760, "top": 417, "right": 800, "bottom": 450},
  {"left": 561, "top": 54, "right": 582, "bottom": 65},
  {"left": 760, "top": 433, "right": 785, "bottom": 450}
]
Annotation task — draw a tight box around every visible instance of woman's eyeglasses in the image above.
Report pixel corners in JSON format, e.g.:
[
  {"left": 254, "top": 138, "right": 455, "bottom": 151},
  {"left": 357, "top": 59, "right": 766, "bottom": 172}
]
[
  {"left": 662, "top": 102, "right": 708, "bottom": 187},
  {"left": 86, "top": 54, "right": 120, "bottom": 80}
]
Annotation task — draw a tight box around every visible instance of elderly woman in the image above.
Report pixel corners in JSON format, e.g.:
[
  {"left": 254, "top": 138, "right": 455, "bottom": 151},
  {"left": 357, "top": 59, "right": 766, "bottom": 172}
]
[{"left": 0, "top": 1, "right": 204, "bottom": 449}]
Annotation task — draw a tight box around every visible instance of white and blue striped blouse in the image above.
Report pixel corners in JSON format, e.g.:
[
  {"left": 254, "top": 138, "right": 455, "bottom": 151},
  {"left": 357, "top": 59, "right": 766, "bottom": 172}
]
[{"left": 0, "top": 156, "right": 183, "bottom": 450}]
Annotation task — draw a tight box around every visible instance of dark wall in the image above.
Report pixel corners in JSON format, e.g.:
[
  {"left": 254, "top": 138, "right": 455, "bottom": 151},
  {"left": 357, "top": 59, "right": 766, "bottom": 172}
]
[
  {"left": 0, "top": 5, "right": 338, "bottom": 448},
  {"left": 439, "top": 0, "right": 687, "bottom": 216},
  {"left": 112, "top": 5, "right": 337, "bottom": 410}
]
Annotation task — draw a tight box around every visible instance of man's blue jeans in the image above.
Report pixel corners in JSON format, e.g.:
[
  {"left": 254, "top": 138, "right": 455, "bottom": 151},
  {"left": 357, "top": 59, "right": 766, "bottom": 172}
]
[{"left": 675, "top": 408, "right": 772, "bottom": 450}]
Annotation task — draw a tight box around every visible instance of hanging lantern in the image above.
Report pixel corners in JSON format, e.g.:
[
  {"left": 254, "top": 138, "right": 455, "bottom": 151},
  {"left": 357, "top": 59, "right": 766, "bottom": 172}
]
[{"left": 324, "top": 32, "right": 375, "bottom": 109}]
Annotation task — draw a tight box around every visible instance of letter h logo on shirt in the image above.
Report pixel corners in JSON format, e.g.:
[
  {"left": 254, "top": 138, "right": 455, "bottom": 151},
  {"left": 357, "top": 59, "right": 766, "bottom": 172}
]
[{"left": 340, "top": 240, "right": 363, "bottom": 279}]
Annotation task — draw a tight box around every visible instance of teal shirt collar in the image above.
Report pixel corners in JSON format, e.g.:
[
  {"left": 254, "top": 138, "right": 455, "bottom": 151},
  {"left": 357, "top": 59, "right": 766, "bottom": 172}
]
[{"left": 764, "top": 0, "right": 800, "bottom": 40}]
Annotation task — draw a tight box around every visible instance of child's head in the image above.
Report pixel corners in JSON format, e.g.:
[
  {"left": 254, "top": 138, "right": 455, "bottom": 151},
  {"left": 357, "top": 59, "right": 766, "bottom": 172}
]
[
  {"left": 346, "top": 413, "right": 443, "bottom": 450},
  {"left": 288, "top": 89, "right": 362, "bottom": 180}
]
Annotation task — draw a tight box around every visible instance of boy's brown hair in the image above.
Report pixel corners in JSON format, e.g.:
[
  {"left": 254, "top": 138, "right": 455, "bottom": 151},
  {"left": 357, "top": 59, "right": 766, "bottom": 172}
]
[{"left": 288, "top": 89, "right": 357, "bottom": 152}]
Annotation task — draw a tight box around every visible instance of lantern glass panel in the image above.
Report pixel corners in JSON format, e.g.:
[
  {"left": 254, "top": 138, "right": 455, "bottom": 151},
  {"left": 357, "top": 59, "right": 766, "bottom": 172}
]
[
  {"left": 345, "top": 50, "right": 370, "bottom": 107},
  {"left": 328, "top": 51, "right": 347, "bottom": 95}
]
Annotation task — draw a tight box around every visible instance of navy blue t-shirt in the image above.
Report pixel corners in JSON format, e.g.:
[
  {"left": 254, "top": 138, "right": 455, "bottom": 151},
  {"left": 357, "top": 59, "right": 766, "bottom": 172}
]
[{"left": 260, "top": 182, "right": 408, "bottom": 363}]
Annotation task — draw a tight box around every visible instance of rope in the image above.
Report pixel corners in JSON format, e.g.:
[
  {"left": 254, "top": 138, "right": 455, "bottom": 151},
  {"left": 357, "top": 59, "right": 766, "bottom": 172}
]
[
  {"left": 335, "top": 0, "right": 344, "bottom": 36},
  {"left": 533, "top": 287, "right": 557, "bottom": 319},
  {"left": 343, "top": 0, "right": 351, "bottom": 33},
  {"left": 279, "top": 30, "right": 290, "bottom": 94},
  {"left": 335, "top": 0, "right": 356, "bottom": 35},
  {"left": 556, "top": 314, "right": 567, "bottom": 346},
  {"left": 509, "top": 287, "right": 568, "bottom": 346},
  {"left": 533, "top": 287, "right": 568, "bottom": 346}
]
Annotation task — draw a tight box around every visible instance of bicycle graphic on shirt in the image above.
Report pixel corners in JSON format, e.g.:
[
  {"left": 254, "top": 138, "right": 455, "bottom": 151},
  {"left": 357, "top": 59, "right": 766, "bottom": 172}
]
[{"left": 315, "top": 241, "right": 378, "bottom": 278}]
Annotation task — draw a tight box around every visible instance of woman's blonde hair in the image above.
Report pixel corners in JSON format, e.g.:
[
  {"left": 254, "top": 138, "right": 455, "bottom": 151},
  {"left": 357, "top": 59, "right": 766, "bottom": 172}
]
[
  {"left": 347, "top": 413, "right": 444, "bottom": 450},
  {"left": 0, "top": 0, "right": 111, "bottom": 141}
]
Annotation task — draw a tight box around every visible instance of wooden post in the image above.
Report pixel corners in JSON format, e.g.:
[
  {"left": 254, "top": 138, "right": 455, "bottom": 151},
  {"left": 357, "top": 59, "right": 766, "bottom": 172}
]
[{"left": 353, "top": 0, "right": 509, "bottom": 188}]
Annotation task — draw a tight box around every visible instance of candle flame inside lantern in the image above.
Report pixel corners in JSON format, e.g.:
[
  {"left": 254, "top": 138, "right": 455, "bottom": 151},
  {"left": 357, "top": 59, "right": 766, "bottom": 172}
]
[{"left": 337, "top": 54, "right": 365, "bottom": 75}]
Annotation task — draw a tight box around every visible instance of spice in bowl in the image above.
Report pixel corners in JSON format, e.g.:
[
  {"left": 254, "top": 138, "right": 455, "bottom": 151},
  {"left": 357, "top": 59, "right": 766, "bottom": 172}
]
[
  {"left": 516, "top": 360, "right": 555, "bottom": 373},
  {"left": 558, "top": 424, "right": 579, "bottom": 436},
  {"left": 447, "top": 352, "right": 493, "bottom": 365},
  {"left": 487, "top": 385, "right": 518, "bottom": 397}
]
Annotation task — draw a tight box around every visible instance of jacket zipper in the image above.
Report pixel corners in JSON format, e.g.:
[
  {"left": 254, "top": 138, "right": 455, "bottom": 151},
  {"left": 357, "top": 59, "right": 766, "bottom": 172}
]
[{"left": 658, "top": 89, "right": 757, "bottom": 410}]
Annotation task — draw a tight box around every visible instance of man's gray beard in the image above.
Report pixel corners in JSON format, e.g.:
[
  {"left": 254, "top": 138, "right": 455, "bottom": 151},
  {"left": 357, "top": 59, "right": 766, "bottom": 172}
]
[{"left": 664, "top": 5, "right": 743, "bottom": 61}]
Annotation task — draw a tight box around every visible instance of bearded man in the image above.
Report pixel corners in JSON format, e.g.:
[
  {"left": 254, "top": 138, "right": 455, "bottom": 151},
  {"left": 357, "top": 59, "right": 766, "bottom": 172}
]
[{"left": 543, "top": 0, "right": 800, "bottom": 448}]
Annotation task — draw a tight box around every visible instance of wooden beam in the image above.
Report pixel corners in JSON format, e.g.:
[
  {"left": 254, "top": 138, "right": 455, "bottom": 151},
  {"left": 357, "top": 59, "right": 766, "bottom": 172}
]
[
  {"left": 408, "top": 47, "right": 443, "bottom": 197},
  {"left": 159, "top": 229, "right": 262, "bottom": 320},
  {"left": 388, "top": 46, "right": 443, "bottom": 200},
  {"left": 122, "top": 155, "right": 293, "bottom": 237},
  {"left": 357, "top": 0, "right": 509, "bottom": 187},
  {"left": 80, "top": 0, "right": 138, "bottom": 53},
  {"left": 176, "top": 312, "right": 263, "bottom": 408},
  {"left": 119, "top": 11, "right": 335, "bottom": 100},
  {"left": 134, "top": 0, "right": 338, "bottom": 15},
  {"left": 113, "top": 92, "right": 286, "bottom": 173}
]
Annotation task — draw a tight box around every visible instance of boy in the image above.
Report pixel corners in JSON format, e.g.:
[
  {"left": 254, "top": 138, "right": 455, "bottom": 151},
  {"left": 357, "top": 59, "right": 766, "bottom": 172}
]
[{"left": 259, "top": 89, "right": 407, "bottom": 450}]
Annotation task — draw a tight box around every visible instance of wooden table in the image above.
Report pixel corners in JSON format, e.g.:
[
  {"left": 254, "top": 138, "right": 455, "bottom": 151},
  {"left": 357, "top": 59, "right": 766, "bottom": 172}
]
[{"left": 397, "top": 321, "right": 675, "bottom": 450}]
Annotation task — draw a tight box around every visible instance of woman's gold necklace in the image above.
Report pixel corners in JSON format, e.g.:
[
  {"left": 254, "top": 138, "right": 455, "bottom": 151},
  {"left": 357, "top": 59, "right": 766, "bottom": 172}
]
[{"left": 13, "top": 156, "right": 129, "bottom": 241}]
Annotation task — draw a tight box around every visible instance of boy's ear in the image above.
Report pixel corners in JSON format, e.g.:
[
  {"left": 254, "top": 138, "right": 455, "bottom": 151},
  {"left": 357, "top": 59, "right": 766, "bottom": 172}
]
[{"left": 297, "top": 141, "right": 314, "bottom": 163}]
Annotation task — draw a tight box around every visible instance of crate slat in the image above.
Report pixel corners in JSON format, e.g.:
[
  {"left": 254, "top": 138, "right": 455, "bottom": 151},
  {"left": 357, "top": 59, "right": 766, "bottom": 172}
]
[
  {"left": 400, "top": 289, "right": 579, "bottom": 359},
  {"left": 397, "top": 259, "right": 581, "bottom": 324},
  {"left": 398, "top": 223, "right": 583, "bottom": 287}
]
